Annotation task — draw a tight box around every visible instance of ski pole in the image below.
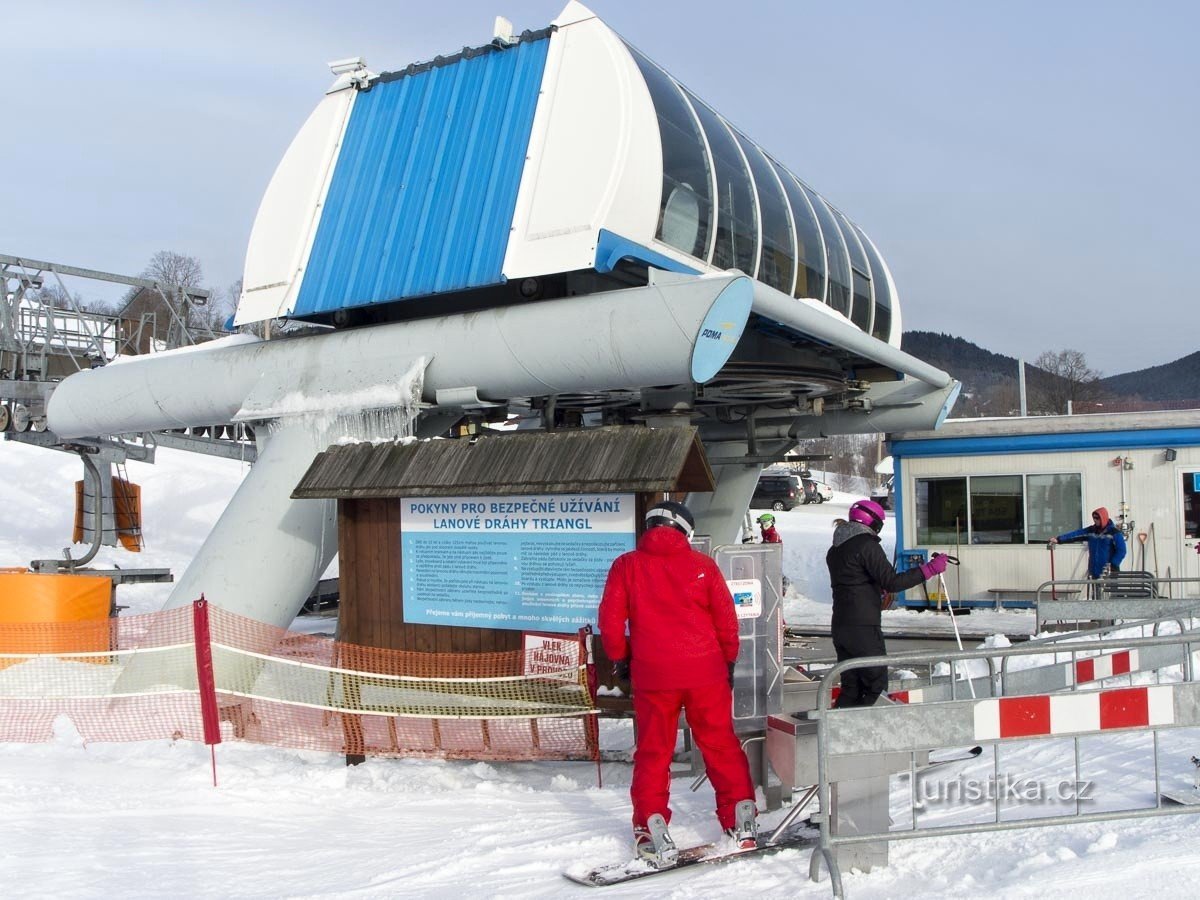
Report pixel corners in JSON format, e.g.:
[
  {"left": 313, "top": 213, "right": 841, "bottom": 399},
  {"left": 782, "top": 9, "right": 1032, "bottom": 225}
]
[{"left": 937, "top": 562, "right": 976, "bottom": 699}]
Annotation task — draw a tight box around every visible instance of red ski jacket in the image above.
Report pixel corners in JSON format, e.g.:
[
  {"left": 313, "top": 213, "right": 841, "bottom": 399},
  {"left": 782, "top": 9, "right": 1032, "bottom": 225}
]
[{"left": 598, "top": 525, "right": 739, "bottom": 691}]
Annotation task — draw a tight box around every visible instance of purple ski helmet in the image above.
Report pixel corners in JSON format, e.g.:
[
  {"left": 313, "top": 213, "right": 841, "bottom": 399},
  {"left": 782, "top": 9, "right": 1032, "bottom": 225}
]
[{"left": 848, "top": 499, "right": 886, "bottom": 533}]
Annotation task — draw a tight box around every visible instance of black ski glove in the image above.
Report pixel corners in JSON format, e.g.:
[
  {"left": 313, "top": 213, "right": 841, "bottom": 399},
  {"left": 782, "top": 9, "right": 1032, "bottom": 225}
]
[{"left": 613, "top": 659, "right": 631, "bottom": 682}]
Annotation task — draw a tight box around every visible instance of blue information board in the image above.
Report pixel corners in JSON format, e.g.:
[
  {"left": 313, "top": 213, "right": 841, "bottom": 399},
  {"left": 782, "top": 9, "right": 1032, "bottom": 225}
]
[
  {"left": 1193, "top": 472, "right": 1200, "bottom": 493},
  {"left": 400, "top": 494, "right": 636, "bottom": 633}
]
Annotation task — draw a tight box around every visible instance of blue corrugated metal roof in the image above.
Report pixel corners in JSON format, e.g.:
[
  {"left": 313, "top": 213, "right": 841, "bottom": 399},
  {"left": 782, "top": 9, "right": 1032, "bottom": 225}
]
[{"left": 293, "top": 36, "right": 551, "bottom": 316}]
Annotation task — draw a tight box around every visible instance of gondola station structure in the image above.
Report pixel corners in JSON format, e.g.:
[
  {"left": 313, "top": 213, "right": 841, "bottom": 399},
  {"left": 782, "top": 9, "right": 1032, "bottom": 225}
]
[
  {"left": 42, "top": 0, "right": 960, "bottom": 631},
  {"left": 9, "top": 3, "right": 1200, "bottom": 895}
]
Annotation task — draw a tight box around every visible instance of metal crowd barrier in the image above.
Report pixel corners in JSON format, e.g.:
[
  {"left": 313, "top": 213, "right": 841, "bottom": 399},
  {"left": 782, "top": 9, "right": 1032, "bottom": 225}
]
[
  {"left": 805, "top": 624, "right": 1200, "bottom": 898},
  {"left": 1036, "top": 577, "right": 1200, "bottom": 630}
]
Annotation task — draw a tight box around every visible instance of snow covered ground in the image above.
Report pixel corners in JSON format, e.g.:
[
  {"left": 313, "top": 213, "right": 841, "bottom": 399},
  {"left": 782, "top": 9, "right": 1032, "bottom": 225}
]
[{"left": 2, "top": 439, "right": 1200, "bottom": 899}]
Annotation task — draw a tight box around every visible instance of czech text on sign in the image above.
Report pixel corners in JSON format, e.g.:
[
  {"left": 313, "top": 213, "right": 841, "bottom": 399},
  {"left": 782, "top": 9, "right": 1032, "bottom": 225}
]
[
  {"left": 523, "top": 632, "right": 583, "bottom": 680},
  {"left": 727, "top": 578, "right": 762, "bottom": 619},
  {"left": 401, "top": 494, "right": 635, "bottom": 633}
]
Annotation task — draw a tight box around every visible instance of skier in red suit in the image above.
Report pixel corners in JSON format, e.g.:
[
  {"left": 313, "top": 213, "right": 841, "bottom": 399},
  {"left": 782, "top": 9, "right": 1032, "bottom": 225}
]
[{"left": 598, "top": 499, "right": 756, "bottom": 867}]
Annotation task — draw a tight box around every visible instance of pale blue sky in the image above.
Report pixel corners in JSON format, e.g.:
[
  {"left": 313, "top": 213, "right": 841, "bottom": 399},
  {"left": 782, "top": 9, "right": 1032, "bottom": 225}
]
[{"left": 2, "top": 0, "right": 1195, "bottom": 373}]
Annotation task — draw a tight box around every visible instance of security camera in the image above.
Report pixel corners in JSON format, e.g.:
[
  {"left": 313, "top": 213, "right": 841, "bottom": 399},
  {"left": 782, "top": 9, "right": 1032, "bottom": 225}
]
[{"left": 328, "top": 56, "right": 367, "bottom": 76}]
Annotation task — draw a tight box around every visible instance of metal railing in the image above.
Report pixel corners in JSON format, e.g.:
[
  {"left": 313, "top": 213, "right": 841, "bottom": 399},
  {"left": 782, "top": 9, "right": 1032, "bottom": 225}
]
[
  {"left": 807, "top": 622, "right": 1200, "bottom": 898},
  {"left": 1036, "top": 576, "right": 1200, "bottom": 629}
]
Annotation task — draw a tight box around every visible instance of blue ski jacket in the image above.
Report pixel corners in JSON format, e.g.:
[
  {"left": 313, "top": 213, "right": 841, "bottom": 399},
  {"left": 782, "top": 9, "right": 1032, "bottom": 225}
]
[{"left": 1056, "top": 507, "right": 1127, "bottom": 578}]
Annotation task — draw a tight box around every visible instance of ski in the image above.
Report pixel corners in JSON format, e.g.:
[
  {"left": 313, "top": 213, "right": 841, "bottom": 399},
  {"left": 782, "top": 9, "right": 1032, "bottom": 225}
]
[{"left": 563, "top": 825, "right": 818, "bottom": 888}]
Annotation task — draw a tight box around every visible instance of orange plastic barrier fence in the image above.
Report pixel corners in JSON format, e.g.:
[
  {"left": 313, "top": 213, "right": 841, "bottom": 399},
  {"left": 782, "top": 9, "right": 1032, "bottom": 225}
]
[{"left": 0, "top": 602, "right": 598, "bottom": 763}]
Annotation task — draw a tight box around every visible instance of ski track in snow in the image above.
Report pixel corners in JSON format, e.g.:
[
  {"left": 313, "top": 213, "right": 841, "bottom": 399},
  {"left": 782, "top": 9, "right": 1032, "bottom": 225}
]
[{"left": 2, "top": 440, "right": 1200, "bottom": 897}]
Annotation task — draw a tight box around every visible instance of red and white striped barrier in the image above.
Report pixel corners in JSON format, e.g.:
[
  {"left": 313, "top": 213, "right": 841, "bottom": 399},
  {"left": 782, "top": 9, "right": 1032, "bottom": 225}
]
[
  {"left": 827, "top": 686, "right": 927, "bottom": 705},
  {"left": 1074, "top": 649, "right": 1138, "bottom": 684},
  {"left": 974, "top": 685, "right": 1174, "bottom": 741}
]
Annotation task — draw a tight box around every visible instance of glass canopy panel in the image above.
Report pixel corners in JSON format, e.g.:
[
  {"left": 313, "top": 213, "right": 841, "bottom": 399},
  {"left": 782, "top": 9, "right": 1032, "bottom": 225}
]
[
  {"left": 627, "top": 47, "right": 713, "bottom": 260},
  {"left": 735, "top": 134, "right": 794, "bottom": 294},
  {"left": 804, "top": 188, "right": 852, "bottom": 318},
  {"left": 772, "top": 163, "right": 826, "bottom": 303},
  {"left": 834, "top": 208, "right": 873, "bottom": 332},
  {"left": 854, "top": 224, "right": 892, "bottom": 341},
  {"left": 684, "top": 92, "right": 758, "bottom": 274}
]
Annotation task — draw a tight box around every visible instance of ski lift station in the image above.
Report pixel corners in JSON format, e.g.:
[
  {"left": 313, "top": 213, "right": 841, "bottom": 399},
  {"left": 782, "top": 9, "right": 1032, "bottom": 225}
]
[
  {"left": 12, "top": 4, "right": 1200, "bottom": 895},
  {"left": 40, "top": 0, "right": 959, "bottom": 632},
  {"left": 887, "top": 409, "right": 1200, "bottom": 611}
]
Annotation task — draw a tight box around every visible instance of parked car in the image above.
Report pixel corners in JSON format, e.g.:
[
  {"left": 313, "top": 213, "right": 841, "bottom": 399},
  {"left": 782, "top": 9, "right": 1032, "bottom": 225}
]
[
  {"left": 870, "top": 476, "right": 894, "bottom": 510},
  {"left": 750, "top": 474, "right": 803, "bottom": 511},
  {"left": 805, "top": 479, "right": 833, "bottom": 503}
]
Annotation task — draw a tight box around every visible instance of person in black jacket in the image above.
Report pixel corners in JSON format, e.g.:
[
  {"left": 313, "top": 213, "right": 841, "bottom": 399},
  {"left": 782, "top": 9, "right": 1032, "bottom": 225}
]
[{"left": 826, "top": 499, "right": 948, "bottom": 707}]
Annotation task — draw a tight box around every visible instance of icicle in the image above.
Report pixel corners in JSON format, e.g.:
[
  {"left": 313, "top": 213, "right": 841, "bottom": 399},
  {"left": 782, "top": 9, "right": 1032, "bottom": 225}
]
[{"left": 263, "top": 356, "right": 427, "bottom": 448}]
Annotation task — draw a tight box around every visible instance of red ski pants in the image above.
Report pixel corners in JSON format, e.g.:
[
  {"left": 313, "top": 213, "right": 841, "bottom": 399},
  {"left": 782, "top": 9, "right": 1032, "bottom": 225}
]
[{"left": 630, "top": 681, "right": 754, "bottom": 831}]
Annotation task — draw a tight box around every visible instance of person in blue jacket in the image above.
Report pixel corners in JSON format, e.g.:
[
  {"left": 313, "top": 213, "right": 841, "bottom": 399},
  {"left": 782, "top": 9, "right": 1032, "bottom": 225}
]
[{"left": 1049, "top": 506, "right": 1127, "bottom": 578}]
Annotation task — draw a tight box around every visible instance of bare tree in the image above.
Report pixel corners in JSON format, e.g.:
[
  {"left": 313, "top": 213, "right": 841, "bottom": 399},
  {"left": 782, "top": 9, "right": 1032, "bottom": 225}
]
[
  {"left": 143, "top": 250, "right": 203, "bottom": 291},
  {"left": 1031, "top": 349, "right": 1102, "bottom": 414},
  {"left": 805, "top": 433, "right": 877, "bottom": 490},
  {"left": 133, "top": 251, "right": 231, "bottom": 343}
]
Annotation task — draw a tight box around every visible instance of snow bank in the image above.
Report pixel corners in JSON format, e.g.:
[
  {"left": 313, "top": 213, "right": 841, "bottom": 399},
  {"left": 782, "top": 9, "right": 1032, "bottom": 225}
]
[{"left": 3, "top": 439, "right": 1200, "bottom": 898}]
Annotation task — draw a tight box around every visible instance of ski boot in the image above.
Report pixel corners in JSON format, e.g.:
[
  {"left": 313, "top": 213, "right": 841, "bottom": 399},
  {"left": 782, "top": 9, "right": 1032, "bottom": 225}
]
[
  {"left": 724, "top": 799, "right": 758, "bottom": 850},
  {"left": 633, "top": 814, "right": 678, "bottom": 869}
]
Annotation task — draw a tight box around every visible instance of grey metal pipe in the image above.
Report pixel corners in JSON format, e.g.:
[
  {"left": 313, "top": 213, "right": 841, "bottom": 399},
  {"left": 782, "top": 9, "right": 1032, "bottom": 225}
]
[
  {"left": 71, "top": 450, "right": 105, "bottom": 568},
  {"left": 30, "top": 449, "right": 105, "bottom": 572},
  {"left": 750, "top": 280, "right": 953, "bottom": 389},
  {"left": 47, "top": 274, "right": 754, "bottom": 439},
  {"left": 162, "top": 422, "right": 337, "bottom": 629}
]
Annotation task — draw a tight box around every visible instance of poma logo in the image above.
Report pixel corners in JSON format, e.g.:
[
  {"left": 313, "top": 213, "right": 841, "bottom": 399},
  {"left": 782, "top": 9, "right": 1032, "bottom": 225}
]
[{"left": 701, "top": 327, "right": 723, "bottom": 340}]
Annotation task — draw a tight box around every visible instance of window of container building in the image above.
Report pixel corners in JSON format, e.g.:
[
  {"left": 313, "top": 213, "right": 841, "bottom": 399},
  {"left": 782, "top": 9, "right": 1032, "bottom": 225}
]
[
  {"left": 772, "top": 163, "right": 826, "bottom": 303},
  {"left": 804, "top": 189, "right": 852, "bottom": 318},
  {"left": 1027, "top": 474, "right": 1083, "bottom": 542},
  {"left": 915, "top": 474, "right": 1082, "bottom": 546},
  {"left": 684, "top": 92, "right": 758, "bottom": 275},
  {"left": 915, "top": 478, "right": 967, "bottom": 545},
  {"left": 834, "top": 209, "right": 873, "bottom": 333},
  {"left": 854, "top": 224, "right": 892, "bottom": 342},
  {"left": 628, "top": 48, "right": 713, "bottom": 260},
  {"left": 970, "top": 475, "right": 1024, "bottom": 544},
  {"left": 735, "top": 135, "right": 794, "bottom": 294}
]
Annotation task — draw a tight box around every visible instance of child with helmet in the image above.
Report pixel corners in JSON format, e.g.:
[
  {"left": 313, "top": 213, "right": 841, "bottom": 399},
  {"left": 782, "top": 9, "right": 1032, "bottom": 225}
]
[
  {"left": 826, "top": 499, "right": 949, "bottom": 707},
  {"left": 756, "top": 512, "right": 782, "bottom": 544}
]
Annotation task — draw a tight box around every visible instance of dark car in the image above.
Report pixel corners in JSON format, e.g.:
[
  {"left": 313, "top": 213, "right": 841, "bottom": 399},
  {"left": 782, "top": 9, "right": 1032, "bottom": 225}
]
[{"left": 751, "top": 474, "right": 804, "bottom": 511}]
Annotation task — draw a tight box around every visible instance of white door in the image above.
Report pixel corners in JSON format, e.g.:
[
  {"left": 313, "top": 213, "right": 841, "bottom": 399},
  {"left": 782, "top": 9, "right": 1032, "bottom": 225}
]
[{"left": 1181, "top": 470, "right": 1200, "bottom": 586}]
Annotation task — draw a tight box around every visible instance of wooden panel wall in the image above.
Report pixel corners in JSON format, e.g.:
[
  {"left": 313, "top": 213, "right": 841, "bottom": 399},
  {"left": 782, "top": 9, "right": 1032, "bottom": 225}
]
[{"left": 337, "top": 498, "right": 521, "bottom": 653}]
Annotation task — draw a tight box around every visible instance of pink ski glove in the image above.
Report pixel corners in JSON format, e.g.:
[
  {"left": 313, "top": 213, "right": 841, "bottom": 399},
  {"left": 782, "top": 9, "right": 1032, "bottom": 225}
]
[{"left": 919, "top": 553, "right": 949, "bottom": 579}]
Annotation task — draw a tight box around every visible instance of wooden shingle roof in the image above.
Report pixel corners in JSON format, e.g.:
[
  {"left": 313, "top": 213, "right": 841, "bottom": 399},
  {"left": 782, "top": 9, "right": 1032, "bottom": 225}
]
[{"left": 292, "top": 425, "right": 714, "bottom": 499}]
